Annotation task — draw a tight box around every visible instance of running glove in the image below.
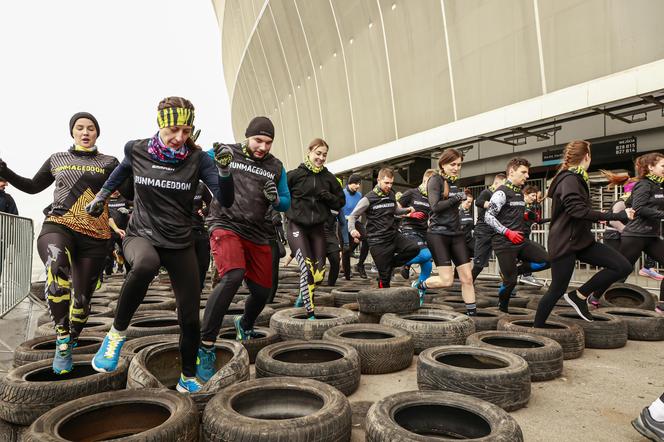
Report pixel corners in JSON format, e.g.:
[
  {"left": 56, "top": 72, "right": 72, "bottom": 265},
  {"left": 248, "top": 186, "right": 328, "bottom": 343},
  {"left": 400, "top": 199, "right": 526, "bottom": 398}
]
[
  {"left": 318, "top": 189, "right": 335, "bottom": 204},
  {"left": 524, "top": 211, "right": 538, "bottom": 222},
  {"left": 213, "top": 143, "right": 233, "bottom": 176},
  {"left": 452, "top": 192, "right": 467, "bottom": 202},
  {"left": 408, "top": 211, "right": 427, "bottom": 219},
  {"left": 504, "top": 229, "right": 524, "bottom": 244},
  {"left": 263, "top": 180, "right": 278, "bottom": 204},
  {"left": 85, "top": 188, "right": 113, "bottom": 217},
  {"left": 190, "top": 127, "right": 201, "bottom": 143}
]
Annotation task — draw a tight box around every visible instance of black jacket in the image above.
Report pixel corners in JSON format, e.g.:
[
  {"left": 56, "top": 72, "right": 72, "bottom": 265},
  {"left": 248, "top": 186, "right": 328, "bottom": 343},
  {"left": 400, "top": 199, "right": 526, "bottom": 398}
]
[
  {"left": 474, "top": 187, "right": 494, "bottom": 232},
  {"left": 0, "top": 191, "right": 18, "bottom": 215},
  {"left": 286, "top": 164, "right": 345, "bottom": 227},
  {"left": 547, "top": 170, "right": 627, "bottom": 260},
  {"left": 622, "top": 177, "right": 664, "bottom": 238},
  {"left": 427, "top": 174, "right": 464, "bottom": 236}
]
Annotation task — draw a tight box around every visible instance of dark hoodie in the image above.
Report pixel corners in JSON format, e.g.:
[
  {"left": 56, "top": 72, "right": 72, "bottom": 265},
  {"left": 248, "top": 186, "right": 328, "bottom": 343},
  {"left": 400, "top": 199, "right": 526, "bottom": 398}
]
[
  {"left": 547, "top": 170, "right": 628, "bottom": 260},
  {"left": 286, "top": 163, "right": 345, "bottom": 227}
]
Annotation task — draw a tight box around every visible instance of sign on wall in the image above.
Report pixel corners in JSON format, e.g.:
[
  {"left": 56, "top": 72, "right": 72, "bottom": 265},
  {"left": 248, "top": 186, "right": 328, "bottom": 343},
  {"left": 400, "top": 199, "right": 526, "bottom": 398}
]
[{"left": 542, "top": 136, "right": 637, "bottom": 166}]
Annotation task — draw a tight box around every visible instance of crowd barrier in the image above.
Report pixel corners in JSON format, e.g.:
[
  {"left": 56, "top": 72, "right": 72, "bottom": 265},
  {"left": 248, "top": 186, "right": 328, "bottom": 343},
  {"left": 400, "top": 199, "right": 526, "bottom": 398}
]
[{"left": 0, "top": 213, "right": 34, "bottom": 317}]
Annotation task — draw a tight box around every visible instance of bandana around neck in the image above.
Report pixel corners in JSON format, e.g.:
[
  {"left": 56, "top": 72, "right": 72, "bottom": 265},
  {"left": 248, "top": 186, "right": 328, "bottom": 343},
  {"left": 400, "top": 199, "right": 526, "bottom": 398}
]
[
  {"left": 373, "top": 185, "right": 388, "bottom": 197},
  {"left": 505, "top": 181, "right": 522, "bottom": 193},
  {"left": 304, "top": 156, "right": 323, "bottom": 174},
  {"left": 419, "top": 184, "right": 428, "bottom": 197},
  {"left": 71, "top": 144, "right": 98, "bottom": 154},
  {"left": 147, "top": 133, "right": 190, "bottom": 165},
  {"left": 442, "top": 173, "right": 458, "bottom": 183},
  {"left": 569, "top": 166, "right": 589, "bottom": 184},
  {"left": 646, "top": 173, "right": 664, "bottom": 184}
]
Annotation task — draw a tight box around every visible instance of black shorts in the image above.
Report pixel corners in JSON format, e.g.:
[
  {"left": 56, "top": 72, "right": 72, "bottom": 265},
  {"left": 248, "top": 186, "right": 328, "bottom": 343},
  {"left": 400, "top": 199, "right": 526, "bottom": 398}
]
[
  {"left": 427, "top": 232, "right": 471, "bottom": 267},
  {"left": 402, "top": 230, "right": 427, "bottom": 249},
  {"left": 39, "top": 222, "right": 110, "bottom": 259}
]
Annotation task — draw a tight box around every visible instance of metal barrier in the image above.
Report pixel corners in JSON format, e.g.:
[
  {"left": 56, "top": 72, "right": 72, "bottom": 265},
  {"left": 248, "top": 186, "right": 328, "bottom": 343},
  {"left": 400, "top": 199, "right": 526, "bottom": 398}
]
[{"left": 0, "top": 213, "right": 34, "bottom": 317}]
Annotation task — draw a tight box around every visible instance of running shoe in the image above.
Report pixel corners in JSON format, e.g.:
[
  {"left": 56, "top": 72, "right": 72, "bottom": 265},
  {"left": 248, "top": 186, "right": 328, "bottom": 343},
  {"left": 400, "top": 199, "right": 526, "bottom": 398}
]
[
  {"left": 498, "top": 299, "right": 509, "bottom": 314},
  {"left": 587, "top": 294, "right": 601, "bottom": 309},
  {"left": 400, "top": 265, "right": 411, "bottom": 280},
  {"left": 564, "top": 291, "right": 594, "bottom": 322},
  {"left": 53, "top": 336, "right": 73, "bottom": 375},
  {"left": 176, "top": 374, "right": 204, "bottom": 394},
  {"left": 640, "top": 268, "right": 664, "bottom": 281},
  {"left": 195, "top": 346, "right": 216, "bottom": 383},
  {"left": 632, "top": 407, "right": 664, "bottom": 441},
  {"left": 411, "top": 280, "right": 425, "bottom": 306},
  {"left": 355, "top": 264, "right": 367, "bottom": 279},
  {"left": 519, "top": 275, "right": 543, "bottom": 287},
  {"left": 656, "top": 302, "right": 664, "bottom": 315},
  {"left": 370, "top": 264, "right": 378, "bottom": 273},
  {"left": 294, "top": 293, "right": 304, "bottom": 307},
  {"left": 92, "top": 330, "right": 126, "bottom": 373},
  {"left": 234, "top": 315, "right": 258, "bottom": 340}
]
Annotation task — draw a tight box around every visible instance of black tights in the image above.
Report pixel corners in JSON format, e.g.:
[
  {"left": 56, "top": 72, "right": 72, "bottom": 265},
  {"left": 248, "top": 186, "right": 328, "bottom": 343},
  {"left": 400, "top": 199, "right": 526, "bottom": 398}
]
[
  {"left": 620, "top": 236, "right": 664, "bottom": 301},
  {"left": 193, "top": 229, "right": 211, "bottom": 290},
  {"left": 342, "top": 223, "right": 369, "bottom": 279},
  {"left": 495, "top": 241, "right": 549, "bottom": 304},
  {"left": 114, "top": 237, "right": 201, "bottom": 377},
  {"left": 534, "top": 242, "right": 632, "bottom": 327},
  {"left": 268, "top": 239, "right": 281, "bottom": 303},
  {"left": 327, "top": 250, "right": 340, "bottom": 286},
  {"left": 287, "top": 221, "right": 326, "bottom": 315}
]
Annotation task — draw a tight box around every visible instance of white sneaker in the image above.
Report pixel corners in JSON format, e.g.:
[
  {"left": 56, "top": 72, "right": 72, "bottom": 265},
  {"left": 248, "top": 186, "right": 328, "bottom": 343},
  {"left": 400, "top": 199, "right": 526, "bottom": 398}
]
[{"left": 519, "top": 275, "right": 543, "bottom": 287}]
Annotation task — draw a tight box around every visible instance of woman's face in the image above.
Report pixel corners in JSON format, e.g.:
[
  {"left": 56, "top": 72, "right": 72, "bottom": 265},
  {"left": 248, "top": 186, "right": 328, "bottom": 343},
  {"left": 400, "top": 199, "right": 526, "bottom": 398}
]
[
  {"left": 442, "top": 157, "right": 462, "bottom": 176},
  {"left": 650, "top": 158, "right": 664, "bottom": 178},
  {"left": 72, "top": 118, "right": 98, "bottom": 148},
  {"left": 580, "top": 152, "right": 592, "bottom": 169},
  {"left": 308, "top": 144, "right": 328, "bottom": 168},
  {"left": 159, "top": 125, "right": 192, "bottom": 149}
]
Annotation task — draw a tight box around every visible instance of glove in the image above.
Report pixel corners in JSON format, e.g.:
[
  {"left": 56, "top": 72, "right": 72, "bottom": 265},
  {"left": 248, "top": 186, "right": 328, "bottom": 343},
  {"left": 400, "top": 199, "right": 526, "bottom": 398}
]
[
  {"left": 524, "top": 211, "right": 537, "bottom": 222},
  {"left": 263, "top": 180, "right": 278, "bottom": 204},
  {"left": 85, "top": 188, "right": 113, "bottom": 217},
  {"left": 117, "top": 207, "right": 130, "bottom": 215},
  {"left": 504, "top": 229, "right": 524, "bottom": 245},
  {"left": 408, "top": 211, "right": 426, "bottom": 220},
  {"left": 319, "top": 190, "right": 335, "bottom": 203},
  {"left": 0, "top": 159, "right": 6, "bottom": 176},
  {"left": 190, "top": 126, "right": 201, "bottom": 143},
  {"left": 213, "top": 143, "right": 233, "bottom": 174},
  {"left": 452, "top": 192, "right": 467, "bottom": 202}
]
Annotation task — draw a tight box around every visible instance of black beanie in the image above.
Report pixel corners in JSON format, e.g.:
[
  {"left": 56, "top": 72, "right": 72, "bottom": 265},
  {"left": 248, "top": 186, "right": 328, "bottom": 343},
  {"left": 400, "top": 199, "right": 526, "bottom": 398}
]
[
  {"left": 69, "top": 112, "right": 100, "bottom": 137},
  {"left": 348, "top": 174, "right": 361, "bottom": 185},
  {"left": 245, "top": 116, "right": 275, "bottom": 140}
]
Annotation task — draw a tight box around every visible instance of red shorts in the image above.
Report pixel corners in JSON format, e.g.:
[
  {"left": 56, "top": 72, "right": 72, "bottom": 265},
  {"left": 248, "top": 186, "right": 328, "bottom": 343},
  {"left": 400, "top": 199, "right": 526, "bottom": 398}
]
[{"left": 209, "top": 228, "right": 272, "bottom": 288}]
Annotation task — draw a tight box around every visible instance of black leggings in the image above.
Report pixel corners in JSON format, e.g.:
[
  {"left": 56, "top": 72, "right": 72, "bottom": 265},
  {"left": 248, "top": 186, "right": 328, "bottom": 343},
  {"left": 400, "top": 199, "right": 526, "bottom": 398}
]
[
  {"left": 268, "top": 239, "right": 283, "bottom": 303},
  {"left": 114, "top": 236, "right": 201, "bottom": 377},
  {"left": 534, "top": 242, "right": 632, "bottom": 327},
  {"left": 342, "top": 222, "right": 369, "bottom": 279},
  {"left": 620, "top": 236, "right": 664, "bottom": 301},
  {"left": 37, "top": 224, "right": 108, "bottom": 341},
  {"left": 494, "top": 241, "right": 549, "bottom": 303},
  {"left": 193, "top": 228, "right": 211, "bottom": 290},
  {"left": 369, "top": 235, "right": 419, "bottom": 288},
  {"left": 287, "top": 221, "right": 326, "bottom": 315}
]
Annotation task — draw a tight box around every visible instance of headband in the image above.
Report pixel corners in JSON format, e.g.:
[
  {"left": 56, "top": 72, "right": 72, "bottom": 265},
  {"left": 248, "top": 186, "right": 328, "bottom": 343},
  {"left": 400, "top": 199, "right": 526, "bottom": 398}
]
[{"left": 157, "top": 107, "right": 195, "bottom": 129}]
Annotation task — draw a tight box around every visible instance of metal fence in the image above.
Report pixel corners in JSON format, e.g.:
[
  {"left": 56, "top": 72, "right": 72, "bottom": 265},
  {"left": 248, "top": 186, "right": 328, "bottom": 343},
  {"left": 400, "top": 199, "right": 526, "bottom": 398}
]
[{"left": 0, "top": 213, "right": 34, "bottom": 317}]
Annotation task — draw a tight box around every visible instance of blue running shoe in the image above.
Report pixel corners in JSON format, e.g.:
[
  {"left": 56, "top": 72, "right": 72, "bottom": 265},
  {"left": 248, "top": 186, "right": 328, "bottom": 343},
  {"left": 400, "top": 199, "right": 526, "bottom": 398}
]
[
  {"left": 53, "top": 336, "right": 73, "bottom": 374},
  {"left": 92, "top": 330, "right": 126, "bottom": 373},
  {"left": 294, "top": 293, "right": 304, "bottom": 307},
  {"left": 176, "top": 374, "right": 203, "bottom": 393},
  {"left": 412, "top": 280, "right": 425, "bottom": 306},
  {"left": 196, "top": 346, "right": 216, "bottom": 383},
  {"left": 234, "top": 315, "right": 259, "bottom": 340}
]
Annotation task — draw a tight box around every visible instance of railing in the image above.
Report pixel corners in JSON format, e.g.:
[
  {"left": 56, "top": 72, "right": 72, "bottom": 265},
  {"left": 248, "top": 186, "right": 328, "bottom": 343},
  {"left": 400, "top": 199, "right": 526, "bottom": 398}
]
[{"left": 0, "top": 213, "right": 34, "bottom": 317}]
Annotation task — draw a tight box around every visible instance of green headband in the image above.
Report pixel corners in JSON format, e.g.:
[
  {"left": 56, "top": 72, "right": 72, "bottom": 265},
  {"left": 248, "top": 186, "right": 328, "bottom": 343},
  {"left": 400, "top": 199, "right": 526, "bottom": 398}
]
[{"left": 157, "top": 107, "right": 195, "bottom": 129}]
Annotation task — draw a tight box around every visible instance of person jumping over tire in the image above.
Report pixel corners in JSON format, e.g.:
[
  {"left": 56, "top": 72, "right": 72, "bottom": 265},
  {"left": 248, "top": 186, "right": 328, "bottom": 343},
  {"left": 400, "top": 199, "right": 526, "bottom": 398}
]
[{"left": 471, "top": 173, "right": 506, "bottom": 281}]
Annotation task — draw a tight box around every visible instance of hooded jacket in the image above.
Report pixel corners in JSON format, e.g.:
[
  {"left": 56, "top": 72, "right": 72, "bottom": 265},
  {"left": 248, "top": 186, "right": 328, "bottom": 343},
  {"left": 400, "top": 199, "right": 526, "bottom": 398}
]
[
  {"left": 622, "top": 177, "right": 664, "bottom": 237},
  {"left": 286, "top": 163, "right": 345, "bottom": 227}
]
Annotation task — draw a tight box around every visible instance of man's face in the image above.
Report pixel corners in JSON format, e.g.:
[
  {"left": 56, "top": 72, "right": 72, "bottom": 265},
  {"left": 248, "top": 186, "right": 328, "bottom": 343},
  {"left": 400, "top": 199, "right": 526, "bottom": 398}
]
[
  {"left": 247, "top": 135, "right": 273, "bottom": 159},
  {"left": 378, "top": 176, "right": 394, "bottom": 194},
  {"left": 348, "top": 182, "right": 360, "bottom": 192},
  {"left": 0, "top": 181, "right": 7, "bottom": 191},
  {"left": 510, "top": 165, "right": 529, "bottom": 186}
]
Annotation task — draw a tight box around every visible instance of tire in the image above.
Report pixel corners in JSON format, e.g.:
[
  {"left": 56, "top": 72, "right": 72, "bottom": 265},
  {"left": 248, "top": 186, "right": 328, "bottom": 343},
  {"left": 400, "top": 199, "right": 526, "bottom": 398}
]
[
  {"left": 420, "top": 303, "right": 454, "bottom": 311},
  {"left": 12, "top": 333, "right": 106, "bottom": 368},
  {"left": 551, "top": 310, "right": 628, "bottom": 349},
  {"left": 431, "top": 296, "right": 491, "bottom": 309},
  {"left": 255, "top": 340, "right": 361, "bottom": 395},
  {"left": 357, "top": 287, "right": 419, "bottom": 314},
  {"left": 220, "top": 304, "right": 275, "bottom": 328},
  {"left": 485, "top": 306, "right": 535, "bottom": 322},
  {"left": 365, "top": 390, "right": 523, "bottom": 441},
  {"left": 37, "top": 305, "right": 114, "bottom": 326},
  {"left": 600, "top": 283, "right": 657, "bottom": 310},
  {"left": 359, "top": 311, "right": 382, "bottom": 324},
  {"left": 597, "top": 307, "right": 664, "bottom": 341},
  {"left": 417, "top": 345, "right": 531, "bottom": 411},
  {"left": 497, "top": 317, "right": 585, "bottom": 360},
  {"left": 120, "top": 334, "right": 179, "bottom": 362},
  {"left": 202, "top": 377, "right": 352, "bottom": 442},
  {"left": 466, "top": 331, "right": 564, "bottom": 382},
  {"left": 34, "top": 317, "right": 113, "bottom": 338},
  {"left": 127, "top": 340, "right": 249, "bottom": 414},
  {"left": 0, "top": 355, "right": 128, "bottom": 425},
  {"left": 452, "top": 307, "right": 507, "bottom": 331},
  {"left": 479, "top": 292, "right": 531, "bottom": 309},
  {"left": 218, "top": 326, "right": 280, "bottom": 364},
  {"left": 125, "top": 313, "right": 181, "bottom": 338},
  {"left": 25, "top": 389, "right": 198, "bottom": 441},
  {"left": 323, "top": 324, "right": 414, "bottom": 374},
  {"left": 0, "top": 418, "right": 25, "bottom": 442},
  {"left": 270, "top": 307, "right": 358, "bottom": 340},
  {"left": 266, "top": 299, "right": 294, "bottom": 310},
  {"left": 108, "top": 296, "right": 177, "bottom": 313},
  {"left": 314, "top": 292, "right": 335, "bottom": 307},
  {"left": 380, "top": 309, "right": 476, "bottom": 353},
  {"left": 526, "top": 295, "right": 573, "bottom": 311},
  {"left": 331, "top": 288, "right": 362, "bottom": 307}
]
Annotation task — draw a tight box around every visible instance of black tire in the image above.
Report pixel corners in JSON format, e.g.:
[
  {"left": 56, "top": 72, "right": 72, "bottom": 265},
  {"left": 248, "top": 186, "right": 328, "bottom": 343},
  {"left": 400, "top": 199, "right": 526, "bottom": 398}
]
[
  {"left": 357, "top": 287, "right": 419, "bottom": 314},
  {"left": 266, "top": 298, "right": 294, "bottom": 310},
  {"left": 479, "top": 292, "right": 531, "bottom": 309},
  {"left": 431, "top": 296, "right": 491, "bottom": 309},
  {"left": 0, "top": 355, "right": 128, "bottom": 425},
  {"left": 323, "top": 324, "right": 414, "bottom": 374},
  {"left": 597, "top": 307, "right": 664, "bottom": 341},
  {"left": 0, "top": 418, "right": 25, "bottom": 442},
  {"left": 497, "top": 317, "right": 585, "bottom": 360},
  {"left": 37, "top": 305, "right": 114, "bottom": 326},
  {"left": 12, "top": 333, "right": 106, "bottom": 368},
  {"left": 365, "top": 390, "right": 523, "bottom": 441},
  {"left": 380, "top": 309, "right": 476, "bottom": 353},
  {"left": 417, "top": 345, "right": 531, "bottom": 411},
  {"left": 358, "top": 311, "right": 382, "bottom": 324},
  {"left": 255, "top": 340, "right": 361, "bottom": 395},
  {"left": 25, "top": 389, "right": 198, "bottom": 441},
  {"left": 420, "top": 302, "right": 454, "bottom": 311},
  {"left": 452, "top": 307, "right": 507, "bottom": 331},
  {"left": 551, "top": 310, "right": 628, "bottom": 349},
  {"left": 270, "top": 307, "right": 359, "bottom": 340},
  {"left": 34, "top": 317, "right": 113, "bottom": 338},
  {"left": 202, "top": 377, "right": 352, "bottom": 442},
  {"left": 485, "top": 306, "right": 535, "bottom": 322},
  {"left": 125, "top": 314, "right": 181, "bottom": 338},
  {"left": 108, "top": 296, "right": 177, "bottom": 313},
  {"left": 314, "top": 292, "right": 335, "bottom": 307},
  {"left": 526, "top": 295, "right": 573, "bottom": 311},
  {"left": 600, "top": 283, "right": 657, "bottom": 310},
  {"left": 331, "top": 288, "right": 362, "bottom": 307},
  {"left": 120, "top": 334, "right": 179, "bottom": 362},
  {"left": 219, "top": 326, "right": 281, "bottom": 363},
  {"left": 220, "top": 304, "right": 275, "bottom": 328},
  {"left": 126, "top": 340, "right": 249, "bottom": 414},
  {"left": 466, "top": 331, "right": 564, "bottom": 382}
]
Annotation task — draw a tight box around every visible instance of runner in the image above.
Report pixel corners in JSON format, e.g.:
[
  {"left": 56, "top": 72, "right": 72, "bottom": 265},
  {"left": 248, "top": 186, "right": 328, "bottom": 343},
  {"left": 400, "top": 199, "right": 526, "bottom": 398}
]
[
  {"left": 347, "top": 168, "right": 420, "bottom": 288},
  {"left": 105, "top": 190, "right": 132, "bottom": 275},
  {"left": 323, "top": 209, "right": 343, "bottom": 286},
  {"left": 86, "top": 97, "right": 235, "bottom": 394},
  {"left": 341, "top": 174, "right": 369, "bottom": 279},
  {"left": 267, "top": 207, "right": 287, "bottom": 302},
  {"left": 484, "top": 158, "right": 550, "bottom": 313},
  {"left": 415, "top": 149, "right": 477, "bottom": 315},
  {"left": 471, "top": 173, "right": 507, "bottom": 280},
  {"left": 459, "top": 189, "right": 475, "bottom": 260},
  {"left": 518, "top": 185, "right": 548, "bottom": 287},
  {"left": 198, "top": 116, "right": 290, "bottom": 383},
  {"left": 0, "top": 112, "right": 126, "bottom": 374},
  {"left": 533, "top": 140, "right": 634, "bottom": 326},
  {"left": 192, "top": 181, "right": 213, "bottom": 289}
]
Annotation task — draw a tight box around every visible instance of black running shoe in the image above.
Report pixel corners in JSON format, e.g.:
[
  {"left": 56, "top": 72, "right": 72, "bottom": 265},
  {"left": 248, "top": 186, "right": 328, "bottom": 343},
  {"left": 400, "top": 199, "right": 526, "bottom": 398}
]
[
  {"left": 564, "top": 291, "right": 594, "bottom": 322},
  {"left": 356, "top": 264, "right": 367, "bottom": 279},
  {"left": 632, "top": 407, "right": 664, "bottom": 441},
  {"left": 400, "top": 265, "right": 411, "bottom": 280},
  {"left": 498, "top": 299, "right": 509, "bottom": 314}
]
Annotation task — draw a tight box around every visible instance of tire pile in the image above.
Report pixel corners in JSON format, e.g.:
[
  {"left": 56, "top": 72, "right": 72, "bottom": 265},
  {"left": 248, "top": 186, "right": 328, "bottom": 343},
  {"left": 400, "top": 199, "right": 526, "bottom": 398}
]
[{"left": 1, "top": 269, "right": 662, "bottom": 441}]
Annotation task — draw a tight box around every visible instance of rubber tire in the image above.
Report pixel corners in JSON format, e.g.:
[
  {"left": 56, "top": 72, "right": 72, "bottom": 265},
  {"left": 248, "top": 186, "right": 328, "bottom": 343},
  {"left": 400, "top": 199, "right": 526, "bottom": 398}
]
[
  {"left": 485, "top": 306, "right": 535, "bottom": 322},
  {"left": 323, "top": 324, "right": 413, "bottom": 374},
  {"left": 37, "top": 305, "right": 114, "bottom": 326},
  {"left": 24, "top": 389, "right": 198, "bottom": 442},
  {"left": 255, "top": 340, "right": 361, "bottom": 395},
  {"left": 431, "top": 296, "right": 491, "bottom": 309},
  {"left": 120, "top": 334, "right": 179, "bottom": 362},
  {"left": 220, "top": 304, "right": 275, "bottom": 328},
  {"left": 0, "top": 418, "right": 26, "bottom": 442},
  {"left": 365, "top": 390, "right": 523, "bottom": 441},
  {"left": 108, "top": 296, "right": 177, "bottom": 313},
  {"left": 600, "top": 283, "right": 657, "bottom": 310},
  {"left": 357, "top": 287, "right": 419, "bottom": 314},
  {"left": 380, "top": 309, "right": 476, "bottom": 353},
  {"left": 331, "top": 288, "right": 362, "bottom": 307},
  {"left": 479, "top": 292, "right": 531, "bottom": 309},
  {"left": 417, "top": 345, "right": 531, "bottom": 411},
  {"left": 34, "top": 317, "right": 113, "bottom": 338},
  {"left": 597, "top": 307, "right": 664, "bottom": 341},
  {"left": 551, "top": 310, "right": 628, "bottom": 349},
  {"left": 270, "top": 307, "right": 359, "bottom": 341},
  {"left": 452, "top": 307, "right": 507, "bottom": 332},
  {"left": 497, "top": 318, "right": 585, "bottom": 360},
  {"left": 124, "top": 313, "right": 181, "bottom": 338},
  {"left": 526, "top": 295, "right": 573, "bottom": 311},
  {"left": 0, "top": 355, "right": 128, "bottom": 426},
  {"left": 127, "top": 340, "right": 249, "bottom": 414},
  {"left": 218, "top": 326, "right": 281, "bottom": 364},
  {"left": 202, "top": 377, "right": 352, "bottom": 442},
  {"left": 466, "top": 330, "right": 564, "bottom": 382},
  {"left": 12, "top": 332, "right": 106, "bottom": 368}
]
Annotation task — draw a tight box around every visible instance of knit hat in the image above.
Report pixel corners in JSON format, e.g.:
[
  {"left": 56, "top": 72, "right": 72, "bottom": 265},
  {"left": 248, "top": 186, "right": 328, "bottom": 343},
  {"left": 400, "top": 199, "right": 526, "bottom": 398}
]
[
  {"left": 69, "top": 112, "right": 100, "bottom": 137},
  {"left": 348, "top": 173, "right": 361, "bottom": 185},
  {"left": 245, "top": 117, "right": 275, "bottom": 140}
]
